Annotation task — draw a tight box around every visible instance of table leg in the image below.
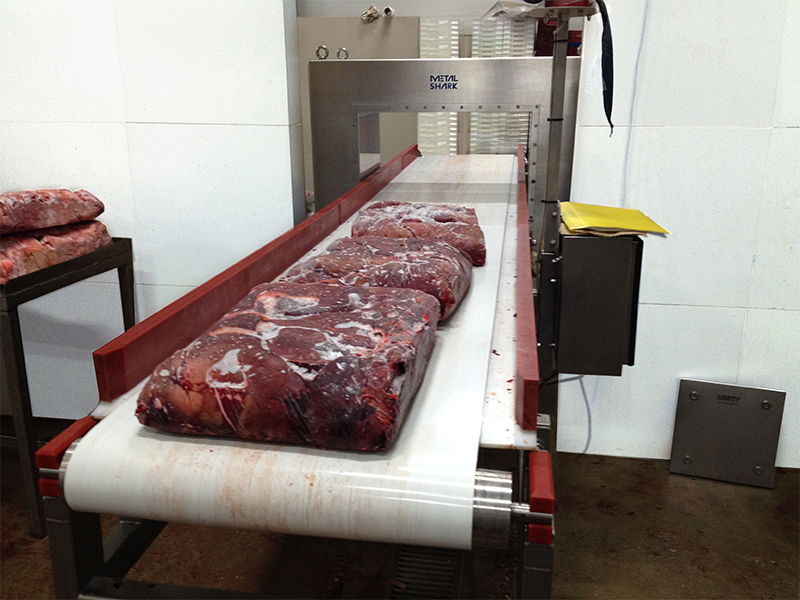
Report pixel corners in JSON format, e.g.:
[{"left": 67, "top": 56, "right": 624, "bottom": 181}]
[
  {"left": 1, "top": 306, "right": 46, "bottom": 538},
  {"left": 117, "top": 262, "right": 136, "bottom": 331}
]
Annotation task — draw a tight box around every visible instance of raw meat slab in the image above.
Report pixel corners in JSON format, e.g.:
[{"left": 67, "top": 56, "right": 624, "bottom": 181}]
[
  {"left": 0, "top": 221, "right": 112, "bottom": 285},
  {"left": 281, "top": 236, "right": 472, "bottom": 319},
  {"left": 137, "top": 282, "right": 439, "bottom": 452},
  {"left": 351, "top": 200, "right": 486, "bottom": 266},
  {"left": 1, "top": 189, "right": 105, "bottom": 234}
]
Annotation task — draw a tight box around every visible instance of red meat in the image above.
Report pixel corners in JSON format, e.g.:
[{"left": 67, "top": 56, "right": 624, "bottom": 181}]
[
  {"left": 0, "top": 221, "right": 112, "bottom": 285},
  {"left": 351, "top": 201, "right": 486, "bottom": 266},
  {"left": 282, "top": 236, "right": 472, "bottom": 319},
  {"left": 136, "top": 282, "right": 439, "bottom": 452},
  {"left": 1, "top": 189, "right": 105, "bottom": 234}
]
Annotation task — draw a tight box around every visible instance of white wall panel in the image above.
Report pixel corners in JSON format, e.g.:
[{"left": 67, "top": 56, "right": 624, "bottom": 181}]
[
  {"left": 631, "top": 127, "right": 769, "bottom": 308},
  {"left": 773, "top": 0, "right": 800, "bottom": 127},
  {"left": 0, "top": 0, "right": 125, "bottom": 123},
  {"left": 115, "top": 0, "right": 293, "bottom": 126},
  {"left": 577, "top": 0, "right": 785, "bottom": 129},
  {"left": 748, "top": 129, "right": 800, "bottom": 311},
  {"left": 18, "top": 279, "right": 127, "bottom": 419},
  {"left": 569, "top": 125, "right": 631, "bottom": 207},
  {"left": 134, "top": 284, "right": 195, "bottom": 322},
  {"left": 0, "top": 122, "right": 137, "bottom": 239},
  {"left": 739, "top": 308, "right": 800, "bottom": 467},
  {"left": 558, "top": 304, "right": 746, "bottom": 458},
  {"left": 126, "top": 123, "right": 294, "bottom": 287}
]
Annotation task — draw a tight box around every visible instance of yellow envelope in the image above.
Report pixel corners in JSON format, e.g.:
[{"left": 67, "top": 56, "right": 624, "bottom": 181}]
[{"left": 560, "top": 201, "right": 670, "bottom": 235}]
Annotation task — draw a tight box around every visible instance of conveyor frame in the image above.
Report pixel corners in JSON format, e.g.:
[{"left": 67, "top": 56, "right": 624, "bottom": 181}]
[{"left": 36, "top": 147, "right": 554, "bottom": 599}]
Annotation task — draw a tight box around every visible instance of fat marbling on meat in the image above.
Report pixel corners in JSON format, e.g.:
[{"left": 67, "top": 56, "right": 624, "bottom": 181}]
[
  {"left": 1, "top": 189, "right": 105, "bottom": 234},
  {"left": 282, "top": 236, "right": 472, "bottom": 319},
  {"left": 0, "top": 221, "right": 112, "bottom": 285},
  {"left": 351, "top": 201, "right": 486, "bottom": 266},
  {"left": 136, "top": 282, "right": 440, "bottom": 452}
]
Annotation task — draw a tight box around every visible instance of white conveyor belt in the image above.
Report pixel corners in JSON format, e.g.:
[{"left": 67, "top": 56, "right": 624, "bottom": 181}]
[{"left": 63, "top": 155, "right": 525, "bottom": 550}]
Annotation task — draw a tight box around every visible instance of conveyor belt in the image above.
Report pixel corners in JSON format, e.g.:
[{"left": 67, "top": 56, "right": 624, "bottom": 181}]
[{"left": 61, "top": 155, "right": 527, "bottom": 550}]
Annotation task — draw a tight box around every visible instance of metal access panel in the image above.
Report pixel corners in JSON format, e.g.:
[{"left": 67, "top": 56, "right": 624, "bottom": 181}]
[
  {"left": 670, "top": 379, "right": 786, "bottom": 488},
  {"left": 308, "top": 57, "right": 580, "bottom": 209},
  {"left": 557, "top": 235, "right": 643, "bottom": 376}
]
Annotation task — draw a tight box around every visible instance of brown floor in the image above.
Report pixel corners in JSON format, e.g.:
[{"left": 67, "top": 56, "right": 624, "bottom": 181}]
[{"left": 1, "top": 447, "right": 797, "bottom": 599}]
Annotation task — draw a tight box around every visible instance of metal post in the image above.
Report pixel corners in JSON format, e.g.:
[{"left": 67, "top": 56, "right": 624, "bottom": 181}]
[
  {"left": 1, "top": 305, "right": 45, "bottom": 537},
  {"left": 117, "top": 260, "right": 136, "bottom": 331},
  {"left": 43, "top": 496, "right": 104, "bottom": 599},
  {"left": 536, "top": 12, "right": 571, "bottom": 380}
]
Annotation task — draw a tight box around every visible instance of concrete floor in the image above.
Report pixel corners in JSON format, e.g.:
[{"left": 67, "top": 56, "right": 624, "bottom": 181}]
[{"left": 1, "top": 447, "right": 797, "bottom": 599}]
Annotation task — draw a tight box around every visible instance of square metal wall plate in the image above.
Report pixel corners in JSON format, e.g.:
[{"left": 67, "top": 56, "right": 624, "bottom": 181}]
[{"left": 669, "top": 379, "right": 786, "bottom": 488}]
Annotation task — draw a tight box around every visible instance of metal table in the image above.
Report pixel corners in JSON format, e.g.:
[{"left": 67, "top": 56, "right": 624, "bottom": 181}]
[{"left": 1, "top": 237, "right": 135, "bottom": 537}]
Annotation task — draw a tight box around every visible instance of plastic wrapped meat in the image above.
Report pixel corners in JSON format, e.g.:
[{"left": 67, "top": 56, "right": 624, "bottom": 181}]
[
  {"left": 0, "top": 221, "right": 112, "bottom": 285},
  {"left": 282, "top": 236, "right": 472, "bottom": 319},
  {"left": 136, "top": 282, "right": 440, "bottom": 452},
  {"left": 1, "top": 189, "right": 104, "bottom": 234},
  {"left": 351, "top": 201, "right": 486, "bottom": 266}
]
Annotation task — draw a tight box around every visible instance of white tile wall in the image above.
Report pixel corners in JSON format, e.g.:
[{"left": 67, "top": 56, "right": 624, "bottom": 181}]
[
  {"left": 571, "top": 125, "right": 772, "bottom": 308},
  {"left": 774, "top": 0, "right": 800, "bottom": 128},
  {"left": 564, "top": 0, "right": 799, "bottom": 467},
  {"left": 0, "top": 0, "right": 125, "bottom": 123},
  {"left": 135, "top": 284, "right": 196, "bottom": 321},
  {"left": 739, "top": 308, "right": 800, "bottom": 467},
  {"left": 577, "top": 0, "right": 786, "bottom": 129},
  {"left": 115, "top": 0, "right": 294, "bottom": 126},
  {"left": 18, "top": 279, "right": 128, "bottom": 419},
  {"left": 126, "top": 123, "right": 294, "bottom": 287},
  {"left": 748, "top": 129, "right": 800, "bottom": 311},
  {"left": 557, "top": 304, "right": 746, "bottom": 458},
  {"left": 569, "top": 125, "right": 631, "bottom": 208},
  {"left": 2, "top": 1, "right": 300, "bottom": 419},
  {"left": 0, "top": 122, "right": 137, "bottom": 239}
]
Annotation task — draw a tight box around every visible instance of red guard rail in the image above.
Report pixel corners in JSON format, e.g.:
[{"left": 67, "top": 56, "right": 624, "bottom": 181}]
[{"left": 515, "top": 145, "right": 541, "bottom": 430}]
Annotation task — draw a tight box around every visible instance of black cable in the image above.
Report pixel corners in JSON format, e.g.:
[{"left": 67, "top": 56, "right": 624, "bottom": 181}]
[{"left": 595, "top": 0, "right": 614, "bottom": 133}]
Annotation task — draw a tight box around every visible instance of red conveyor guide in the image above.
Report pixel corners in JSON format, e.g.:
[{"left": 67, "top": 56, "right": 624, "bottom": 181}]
[{"left": 37, "top": 146, "right": 547, "bottom": 551}]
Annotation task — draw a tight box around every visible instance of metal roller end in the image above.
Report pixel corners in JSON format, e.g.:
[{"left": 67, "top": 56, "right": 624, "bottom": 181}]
[{"left": 472, "top": 469, "right": 512, "bottom": 548}]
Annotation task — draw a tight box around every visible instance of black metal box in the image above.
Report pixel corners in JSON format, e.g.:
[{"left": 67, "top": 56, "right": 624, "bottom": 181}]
[{"left": 557, "top": 235, "right": 643, "bottom": 376}]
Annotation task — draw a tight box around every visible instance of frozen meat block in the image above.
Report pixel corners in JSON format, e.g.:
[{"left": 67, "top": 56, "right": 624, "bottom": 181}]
[
  {"left": 351, "top": 201, "right": 486, "bottom": 266},
  {"left": 136, "top": 282, "right": 440, "bottom": 452},
  {"left": 282, "top": 236, "right": 472, "bottom": 319}
]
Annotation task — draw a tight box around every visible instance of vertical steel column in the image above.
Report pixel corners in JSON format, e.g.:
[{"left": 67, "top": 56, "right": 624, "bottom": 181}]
[
  {"left": 117, "top": 260, "right": 136, "bottom": 331},
  {"left": 536, "top": 12, "right": 571, "bottom": 380},
  {"left": 1, "top": 305, "right": 45, "bottom": 537},
  {"left": 43, "top": 496, "right": 105, "bottom": 599}
]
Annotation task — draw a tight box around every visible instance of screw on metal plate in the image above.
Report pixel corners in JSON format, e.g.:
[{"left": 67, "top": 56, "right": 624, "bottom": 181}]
[
  {"left": 689, "top": 391, "right": 700, "bottom": 401},
  {"left": 549, "top": 240, "right": 556, "bottom": 246},
  {"left": 754, "top": 466, "right": 764, "bottom": 476},
  {"left": 682, "top": 455, "right": 692, "bottom": 465},
  {"left": 316, "top": 45, "right": 329, "bottom": 59},
  {"left": 761, "top": 400, "right": 772, "bottom": 410}
]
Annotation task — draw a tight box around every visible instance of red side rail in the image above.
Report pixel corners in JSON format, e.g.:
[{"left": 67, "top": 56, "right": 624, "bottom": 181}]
[
  {"left": 35, "top": 416, "right": 98, "bottom": 497},
  {"left": 514, "top": 145, "right": 541, "bottom": 430},
  {"left": 528, "top": 450, "right": 555, "bottom": 544},
  {"left": 93, "top": 145, "right": 419, "bottom": 403}
]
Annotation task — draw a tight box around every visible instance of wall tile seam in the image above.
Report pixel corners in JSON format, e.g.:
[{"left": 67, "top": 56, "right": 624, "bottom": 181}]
[
  {"left": 738, "top": 127, "right": 775, "bottom": 383},
  {"left": 575, "top": 124, "right": 778, "bottom": 131},
  {"left": 639, "top": 302, "right": 798, "bottom": 313},
  {"left": 0, "top": 121, "right": 299, "bottom": 128},
  {"left": 769, "top": 0, "right": 792, "bottom": 128}
]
